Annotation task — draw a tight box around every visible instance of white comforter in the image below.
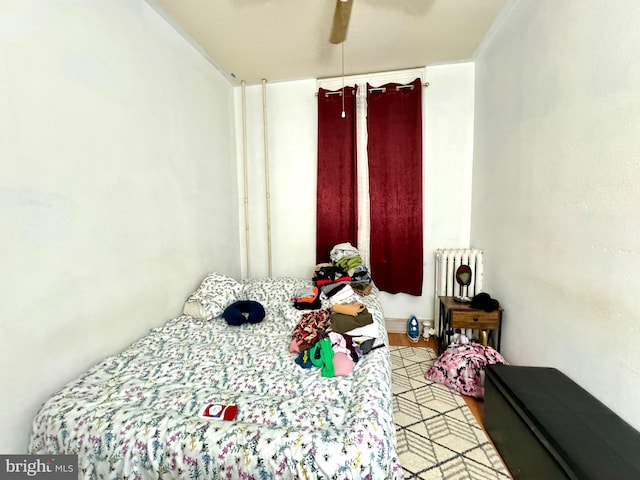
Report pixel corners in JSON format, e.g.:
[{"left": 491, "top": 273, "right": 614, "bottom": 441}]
[{"left": 30, "top": 277, "right": 402, "bottom": 479}]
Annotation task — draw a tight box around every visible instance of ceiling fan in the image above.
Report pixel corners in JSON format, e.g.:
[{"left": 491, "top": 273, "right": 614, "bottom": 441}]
[{"left": 329, "top": 0, "right": 354, "bottom": 44}]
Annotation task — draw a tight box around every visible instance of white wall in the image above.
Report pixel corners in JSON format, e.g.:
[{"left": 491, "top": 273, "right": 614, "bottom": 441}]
[
  {"left": 0, "top": 0, "right": 239, "bottom": 452},
  {"left": 234, "top": 79, "right": 319, "bottom": 280},
  {"left": 236, "top": 64, "right": 476, "bottom": 322},
  {"left": 473, "top": 0, "right": 640, "bottom": 429},
  {"left": 380, "top": 63, "right": 476, "bottom": 322}
]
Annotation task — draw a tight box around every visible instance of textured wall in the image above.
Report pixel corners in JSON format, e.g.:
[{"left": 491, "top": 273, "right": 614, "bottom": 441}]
[
  {"left": 0, "top": 0, "right": 239, "bottom": 451},
  {"left": 472, "top": 0, "right": 640, "bottom": 429}
]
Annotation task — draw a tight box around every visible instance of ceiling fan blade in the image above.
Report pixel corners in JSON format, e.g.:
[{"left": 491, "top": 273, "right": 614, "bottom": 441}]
[{"left": 329, "top": 0, "right": 354, "bottom": 44}]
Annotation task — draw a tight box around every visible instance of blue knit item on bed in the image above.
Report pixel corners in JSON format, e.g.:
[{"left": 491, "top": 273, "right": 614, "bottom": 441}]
[{"left": 222, "top": 300, "right": 265, "bottom": 326}]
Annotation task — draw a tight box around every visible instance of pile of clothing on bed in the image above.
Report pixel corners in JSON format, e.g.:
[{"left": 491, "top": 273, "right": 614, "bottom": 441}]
[
  {"left": 312, "top": 242, "right": 373, "bottom": 297},
  {"left": 289, "top": 243, "right": 381, "bottom": 378}
]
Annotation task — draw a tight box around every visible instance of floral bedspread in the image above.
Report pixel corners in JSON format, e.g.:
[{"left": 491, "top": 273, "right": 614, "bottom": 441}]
[{"left": 30, "top": 277, "right": 402, "bottom": 479}]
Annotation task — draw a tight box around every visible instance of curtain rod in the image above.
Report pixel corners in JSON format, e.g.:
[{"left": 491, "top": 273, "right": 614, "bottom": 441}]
[{"left": 316, "top": 82, "right": 429, "bottom": 96}]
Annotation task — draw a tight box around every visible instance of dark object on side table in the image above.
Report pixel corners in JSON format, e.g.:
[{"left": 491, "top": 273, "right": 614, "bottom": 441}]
[
  {"left": 470, "top": 292, "right": 500, "bottom": 312},
  {"left": 484, "top": 364, "right": 640, "bottom": 479}
]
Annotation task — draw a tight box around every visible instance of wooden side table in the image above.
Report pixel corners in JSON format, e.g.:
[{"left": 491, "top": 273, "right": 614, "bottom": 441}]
[{"left": 438, "top": 296, "right": 503, "bottom": 352}]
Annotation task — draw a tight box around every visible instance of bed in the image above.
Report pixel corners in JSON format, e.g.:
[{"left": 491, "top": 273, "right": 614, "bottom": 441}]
[{"left": 29, "top": 275, "right": 402, "bottom": 479}]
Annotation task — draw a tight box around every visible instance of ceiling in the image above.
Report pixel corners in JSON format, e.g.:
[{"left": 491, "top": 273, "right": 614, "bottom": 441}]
[{"left": 145, "top": 0, "right": 508, "bottom": 86}]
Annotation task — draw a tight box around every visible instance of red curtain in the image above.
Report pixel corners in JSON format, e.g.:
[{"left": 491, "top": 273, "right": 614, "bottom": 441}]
[
  {"left": 367, "top": 78, "right": 423, "bottom": 295},
  {"left": 316, "top": 86, "right": 357, "bottom": 263}
]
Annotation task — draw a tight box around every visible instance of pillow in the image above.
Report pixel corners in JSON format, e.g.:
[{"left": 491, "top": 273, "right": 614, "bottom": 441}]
[
  {"left": 183, "top": 298, "right": 207, "bottom": 319},
  {"left": 183, "top": 273, "right": 242, "bottom": 320},
  {"left": 424, "top": 343, "right": 507, "bottom": 398},
  {"left": 241, "top": 277, "right": 311, "bottom": 305}
]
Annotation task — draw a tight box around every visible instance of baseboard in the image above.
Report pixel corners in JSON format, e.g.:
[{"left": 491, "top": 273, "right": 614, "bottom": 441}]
[
  {"left": 385, "top": 317, "right": 435, "bottom": 334},
  {"left": 385, "top": 318, "right": 407, "bottom": 334}
]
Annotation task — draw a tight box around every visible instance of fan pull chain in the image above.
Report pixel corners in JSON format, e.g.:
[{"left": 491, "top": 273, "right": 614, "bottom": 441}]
[{"left": 341, "top": 42, "right": 346, "bottom": 118}]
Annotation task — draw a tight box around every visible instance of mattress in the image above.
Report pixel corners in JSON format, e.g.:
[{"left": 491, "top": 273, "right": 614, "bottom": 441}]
[{"left": 29, "top": 276, "right": 402, "bottom": 479}]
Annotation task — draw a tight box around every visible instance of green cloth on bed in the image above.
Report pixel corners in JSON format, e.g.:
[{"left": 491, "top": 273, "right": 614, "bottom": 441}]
[{"left": 310, "top": 338, "right": 335, "bottom": 378}]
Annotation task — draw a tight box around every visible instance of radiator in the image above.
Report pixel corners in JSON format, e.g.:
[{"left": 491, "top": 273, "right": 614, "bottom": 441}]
[{"left": 434, "top": 248, "right": 484, "bottom": 333}]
